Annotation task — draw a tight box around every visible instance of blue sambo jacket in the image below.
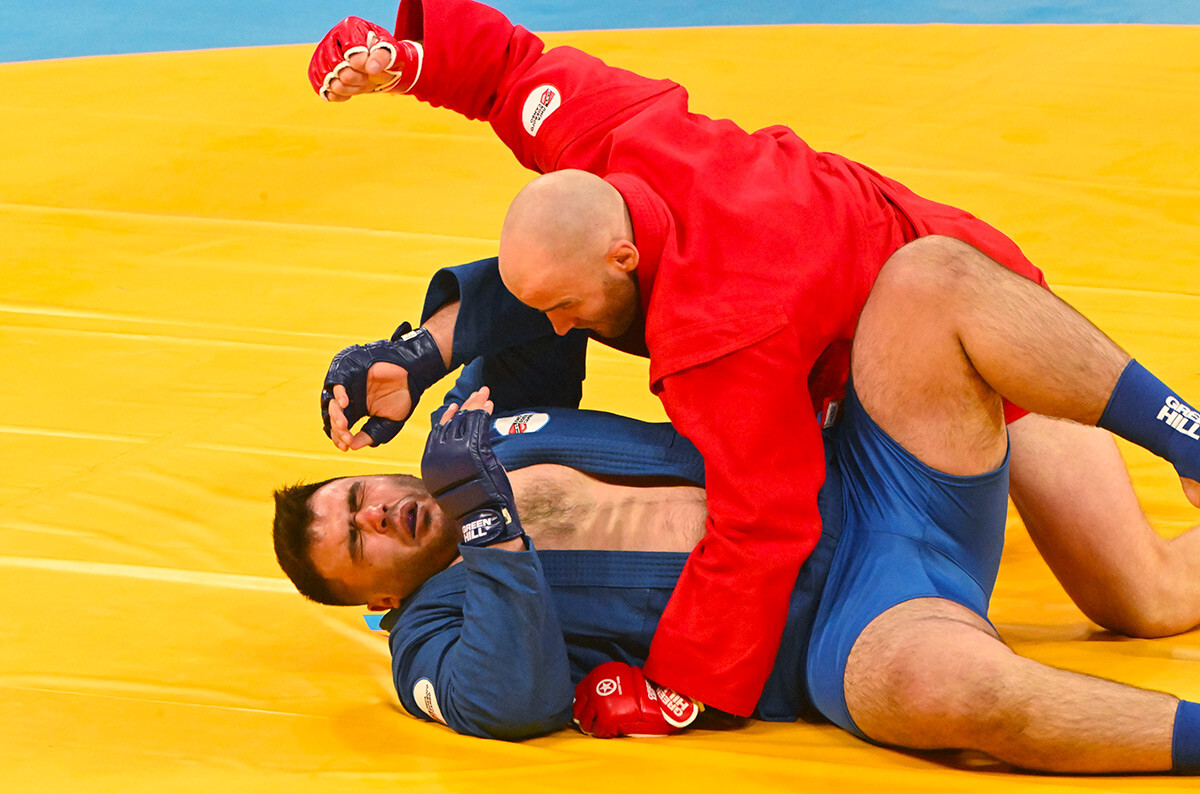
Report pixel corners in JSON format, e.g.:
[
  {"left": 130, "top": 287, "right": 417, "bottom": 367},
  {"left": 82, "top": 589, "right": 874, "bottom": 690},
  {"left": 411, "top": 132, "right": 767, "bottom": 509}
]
[{"left": 379, "top": 258, "right": 840, "bottom": 739}]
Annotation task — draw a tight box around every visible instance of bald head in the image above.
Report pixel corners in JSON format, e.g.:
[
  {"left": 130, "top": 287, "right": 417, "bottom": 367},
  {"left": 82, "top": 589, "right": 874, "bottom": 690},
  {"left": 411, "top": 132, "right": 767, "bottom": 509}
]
[
  {"left": 500, "top": 169, "right": 630, "bottom": 270},
  {"left": 498, "top": 170, "right": 640, "bottom": 339}
]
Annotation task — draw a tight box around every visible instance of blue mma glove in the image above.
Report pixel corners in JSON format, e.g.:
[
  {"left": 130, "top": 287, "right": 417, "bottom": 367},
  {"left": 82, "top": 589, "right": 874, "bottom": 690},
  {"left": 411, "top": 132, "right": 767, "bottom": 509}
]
[
  {"left": 321, "top": 322, "right": 449, "bottom": 446},
  {"left": 421, "top": 409, "right": 525, "bottom": 547}
]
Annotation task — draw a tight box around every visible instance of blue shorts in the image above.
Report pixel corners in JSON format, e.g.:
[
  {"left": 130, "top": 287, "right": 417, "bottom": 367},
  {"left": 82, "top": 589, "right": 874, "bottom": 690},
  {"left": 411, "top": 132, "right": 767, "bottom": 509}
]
[{"left": 804, "top": 383, "right": 1010, "bottom": 739}]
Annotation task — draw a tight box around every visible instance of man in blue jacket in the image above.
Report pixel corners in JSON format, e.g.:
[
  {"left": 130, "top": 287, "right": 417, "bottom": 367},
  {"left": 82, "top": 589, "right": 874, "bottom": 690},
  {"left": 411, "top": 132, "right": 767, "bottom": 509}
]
[{"left": 273, "top": 257, "right": 1200, "bottom": 773}]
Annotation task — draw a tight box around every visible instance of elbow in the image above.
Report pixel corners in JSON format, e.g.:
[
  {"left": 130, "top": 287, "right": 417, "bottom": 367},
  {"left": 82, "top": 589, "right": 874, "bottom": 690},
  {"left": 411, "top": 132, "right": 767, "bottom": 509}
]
[
  {"left": 455, "top": 698, "right": 572, "bottom": 741},
  {"left": 442, "top": 669, "right": 574, "bottom": 740}
]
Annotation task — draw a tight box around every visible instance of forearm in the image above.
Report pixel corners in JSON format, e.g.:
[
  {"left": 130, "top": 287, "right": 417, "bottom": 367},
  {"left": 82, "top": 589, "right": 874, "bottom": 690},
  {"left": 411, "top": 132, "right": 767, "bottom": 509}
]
[
  {"left": 420, "top": 299, "right": 457, "bottom": 370},
  {"left": 419, "top": 258, "right": 589, "bottom": 418},
  {"left": 395, "top": 0, "right": 681, "bottom": 173},
  {"left": 421, "top": 258, "right": 556, "bottom": 370},
  {"left": 396, "top": 0, "right": 545, "bottom": 126}
]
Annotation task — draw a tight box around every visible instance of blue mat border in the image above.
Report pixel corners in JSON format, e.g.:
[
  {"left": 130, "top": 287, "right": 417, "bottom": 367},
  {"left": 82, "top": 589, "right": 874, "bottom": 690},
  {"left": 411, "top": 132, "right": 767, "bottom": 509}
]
[{"left": 3, "top": 1, "right": 1198, "bottom": 64}]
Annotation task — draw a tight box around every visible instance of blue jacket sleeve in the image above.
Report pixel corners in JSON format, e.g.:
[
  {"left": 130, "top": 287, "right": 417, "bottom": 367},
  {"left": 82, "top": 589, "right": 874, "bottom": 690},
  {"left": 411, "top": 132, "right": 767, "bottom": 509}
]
[
  {"left": 421, "top": 257, "right": 590, "bottom": 421},
  {"left": 388, "top": 540, "right": 573, "bottom": 740},
  {"left": 421, "top": 257, "right": 572, "bottom": 370}
]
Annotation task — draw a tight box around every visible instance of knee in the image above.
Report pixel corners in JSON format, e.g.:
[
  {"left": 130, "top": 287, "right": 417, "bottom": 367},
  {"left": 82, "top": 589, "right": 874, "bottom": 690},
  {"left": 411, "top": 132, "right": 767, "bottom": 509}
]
[
  {"left": 875, "top": 646, "right": 1008, "bottom": 730},
  {"left": 859, "top": 236, "right": 999, "bottom": 361},
  {"left": 874, "top": 235, "right": 993, "bottom": 310},
  {"left": 848, "top": 632, "right": 1021, "bottom": 751},
  {"left": 1086, "top": 570, "right": 1199, "bottom": 639}
]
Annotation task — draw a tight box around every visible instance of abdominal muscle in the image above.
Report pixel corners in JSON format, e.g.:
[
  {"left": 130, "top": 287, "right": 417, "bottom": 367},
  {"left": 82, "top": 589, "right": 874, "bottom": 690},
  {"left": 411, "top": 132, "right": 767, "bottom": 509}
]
[{"left": 506, "top": 464, "right": 707, "bottom": 553}]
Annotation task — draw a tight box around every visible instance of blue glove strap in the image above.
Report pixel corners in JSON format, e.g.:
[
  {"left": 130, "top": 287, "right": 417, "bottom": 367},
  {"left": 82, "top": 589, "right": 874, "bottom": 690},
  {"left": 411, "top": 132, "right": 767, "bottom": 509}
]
[{"left": 460, "top": 508, "right": 523, "bottom": 547}]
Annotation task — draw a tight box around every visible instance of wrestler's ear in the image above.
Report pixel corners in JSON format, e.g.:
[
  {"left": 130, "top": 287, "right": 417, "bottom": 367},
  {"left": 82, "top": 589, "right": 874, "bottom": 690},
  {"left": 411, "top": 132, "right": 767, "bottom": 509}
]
[
  {"left": 606, "top": 240, "right": 639, "bottom": 274},
  {"left": 367, "top": 595, "right": 402, "bottom": 612}
]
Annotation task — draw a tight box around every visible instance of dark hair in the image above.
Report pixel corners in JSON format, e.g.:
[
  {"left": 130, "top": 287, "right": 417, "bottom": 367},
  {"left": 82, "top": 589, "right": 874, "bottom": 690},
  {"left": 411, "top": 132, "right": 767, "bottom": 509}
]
[{"left": 272, "top": 477, "right": 354, "bottom": 606}]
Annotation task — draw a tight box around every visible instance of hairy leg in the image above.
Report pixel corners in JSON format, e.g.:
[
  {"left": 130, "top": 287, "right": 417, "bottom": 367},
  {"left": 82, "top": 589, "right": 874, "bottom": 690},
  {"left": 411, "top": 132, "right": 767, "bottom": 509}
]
[
  {"left": 858, "top": 236, "right": 1200, "bottom": 637},
  {"left": 851, "top": 239, "right": 1009, "bottom": 476},
  {"left": 1009, "top": 413, "right": 1200, "bottom": 637},
  {"left": 860, "top": 236, "right": 1130, "bottom": 435},
  {"left": 864, "top": 235, "right": 1200, "bottom": 507},
  {"left": 847, "top": 240, "right": 1181, "bottom": 771},
  {"left": 844, "top": 598, "right": 1177, "bottom": 773}
]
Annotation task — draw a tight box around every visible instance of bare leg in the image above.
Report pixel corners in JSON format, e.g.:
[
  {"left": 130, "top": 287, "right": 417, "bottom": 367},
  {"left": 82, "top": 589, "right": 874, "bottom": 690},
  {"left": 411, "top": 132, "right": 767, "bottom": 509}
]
[
  {"left": 851, "top": 238, "right": 1009, "bottom": 477},
  {"left": 844, "top": 599, "right": 1176, "bottom": 773},
  {"left": 1185, "top": 477, "right": 1200, "bottom": 507},
  {"left": 1009, "top": 413, "right": 1200, "bottom": 637},
  {"left": 845, "top": 240, "right": 1180, "bottom": 770},
  {"left": 862, "top": 235, "right": 1130, "bottom": 431},
  {"left": 867, "top": 235, "right": 1200, "bottom": 506}
]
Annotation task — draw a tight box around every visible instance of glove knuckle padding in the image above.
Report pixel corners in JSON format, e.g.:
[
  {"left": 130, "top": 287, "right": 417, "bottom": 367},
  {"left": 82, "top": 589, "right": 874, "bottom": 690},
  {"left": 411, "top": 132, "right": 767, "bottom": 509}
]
[
  {"left": 308, "top": 16, "right": 420, "bottom": 100},
  {"left": 308, "top": 17, "right": 368, "bottom": 95},
  {"left": 421, "top": 409, "right": 523, "bottom": 547},
  {"left": 311, "top": 18, "right": 376, "bottom": 64},
  {"left": 571, "top": 661, "right": 696, "bottom": 738},
  {"left": 422, "top": 411, "right": 494, "bottom": 512}
]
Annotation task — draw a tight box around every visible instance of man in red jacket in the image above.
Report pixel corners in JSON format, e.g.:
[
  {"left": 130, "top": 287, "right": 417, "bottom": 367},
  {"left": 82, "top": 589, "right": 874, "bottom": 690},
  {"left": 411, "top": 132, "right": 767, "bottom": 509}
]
[{"left": 307, "top": 1, "right": 1200, "bottom": 728}]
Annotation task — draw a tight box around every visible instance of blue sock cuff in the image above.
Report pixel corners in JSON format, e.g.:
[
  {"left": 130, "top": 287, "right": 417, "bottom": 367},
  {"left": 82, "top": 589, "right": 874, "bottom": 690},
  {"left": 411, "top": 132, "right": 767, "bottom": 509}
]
[
  {"left": 1173, "top": 700, "right": 1200, "bottom": 774},
  {"left": 1099, "top": 360, "right": 1200, "bottom": 482}
]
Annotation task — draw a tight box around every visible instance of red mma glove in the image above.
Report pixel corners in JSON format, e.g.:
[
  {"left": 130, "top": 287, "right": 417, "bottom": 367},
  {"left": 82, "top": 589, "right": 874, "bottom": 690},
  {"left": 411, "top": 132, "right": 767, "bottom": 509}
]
[
  {"left": 308, "top": 16, "right": 423, "bottom": 101},
  {"left": 572, "top": 662, "right": 703, "bottom": 738}
]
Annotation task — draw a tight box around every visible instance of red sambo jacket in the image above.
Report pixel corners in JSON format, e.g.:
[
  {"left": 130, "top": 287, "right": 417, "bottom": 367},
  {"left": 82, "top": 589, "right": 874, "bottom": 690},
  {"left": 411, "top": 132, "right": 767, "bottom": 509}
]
[{"left": 393, "top": 0, "right": 1045, "bottom": 715}]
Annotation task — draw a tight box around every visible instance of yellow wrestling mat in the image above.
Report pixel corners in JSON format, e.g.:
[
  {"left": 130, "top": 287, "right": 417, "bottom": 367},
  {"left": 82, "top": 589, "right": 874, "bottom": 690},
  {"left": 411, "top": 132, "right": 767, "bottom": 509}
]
[{"left": 2, "top": 24, "right": 1198, "bottom": 793}]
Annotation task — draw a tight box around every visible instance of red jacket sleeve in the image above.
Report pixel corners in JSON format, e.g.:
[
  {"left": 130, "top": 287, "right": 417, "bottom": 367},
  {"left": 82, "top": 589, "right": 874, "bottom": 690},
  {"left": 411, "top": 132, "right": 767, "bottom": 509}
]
[
  {"left": 390, "top": 0, "right": 860, "bottom": 717},
  {"left": 395, "top": 0, "right": 679, "bottom": 173},
  {"left": 643, "top": 324, "right": 826, "bottom": 716}
]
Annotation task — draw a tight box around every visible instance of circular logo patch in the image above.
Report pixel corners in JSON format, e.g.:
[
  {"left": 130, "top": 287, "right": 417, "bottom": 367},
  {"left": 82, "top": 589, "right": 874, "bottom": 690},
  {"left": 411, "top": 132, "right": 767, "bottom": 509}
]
[
  {"left": 412, "top": 678, "right": 446, "bottom": 724},
  {"left": 595, "top": 677, "right": 619, "bottom": 697},
  {"left": 522, "top": 84, "right": 561, "bottom": 136}
]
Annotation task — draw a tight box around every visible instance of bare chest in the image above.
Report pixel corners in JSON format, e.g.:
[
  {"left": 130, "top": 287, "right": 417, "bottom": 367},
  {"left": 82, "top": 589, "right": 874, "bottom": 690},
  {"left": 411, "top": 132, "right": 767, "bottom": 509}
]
[{"left": 506, "top": 464, "right": 706, "bottom": 553}]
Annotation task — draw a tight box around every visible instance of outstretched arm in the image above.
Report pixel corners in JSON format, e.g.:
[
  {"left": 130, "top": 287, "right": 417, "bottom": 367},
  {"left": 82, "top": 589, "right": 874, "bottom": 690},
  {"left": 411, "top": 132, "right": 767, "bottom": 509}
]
[{"left": 308, "top": 0, "right": 681, "bottom": 174}]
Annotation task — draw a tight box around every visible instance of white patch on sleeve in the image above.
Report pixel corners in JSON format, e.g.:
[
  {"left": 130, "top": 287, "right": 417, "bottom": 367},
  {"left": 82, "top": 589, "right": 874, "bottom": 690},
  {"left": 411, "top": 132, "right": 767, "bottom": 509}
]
[
  {"left": 412, "top": 678, "right": 446, "bottom": 724},
  {"left": 521, "top": 84, "right": 562, "bottom": 136},
  {"left": 493, "top": 412, "right": 550, "bottom": 435}
]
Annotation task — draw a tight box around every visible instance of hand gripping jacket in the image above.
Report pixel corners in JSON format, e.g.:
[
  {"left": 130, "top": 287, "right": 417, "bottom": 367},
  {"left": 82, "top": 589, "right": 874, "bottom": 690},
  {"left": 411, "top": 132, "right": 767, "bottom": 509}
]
[
  {"left": 321, "top": 322, "right": 448, "bottom": 446},
  {"left": 421, "top": 409, "right": 524, "bottom": 547}
]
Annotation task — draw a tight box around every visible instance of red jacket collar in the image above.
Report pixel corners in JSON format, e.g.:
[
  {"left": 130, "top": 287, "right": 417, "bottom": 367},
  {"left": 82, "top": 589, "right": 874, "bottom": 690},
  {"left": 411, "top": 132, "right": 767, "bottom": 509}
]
[{"left": 605, "top": 172, "right": 669, "bottom": 318}]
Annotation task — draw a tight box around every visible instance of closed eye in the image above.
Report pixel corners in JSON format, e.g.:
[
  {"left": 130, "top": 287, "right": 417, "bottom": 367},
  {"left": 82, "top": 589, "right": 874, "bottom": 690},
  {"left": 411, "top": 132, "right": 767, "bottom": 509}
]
[
  {"left": 347, "top": 482, "right": 364, "bottom": 562},
  {"left": 540, "top": 298, "right": 576, "bottom": 314}
]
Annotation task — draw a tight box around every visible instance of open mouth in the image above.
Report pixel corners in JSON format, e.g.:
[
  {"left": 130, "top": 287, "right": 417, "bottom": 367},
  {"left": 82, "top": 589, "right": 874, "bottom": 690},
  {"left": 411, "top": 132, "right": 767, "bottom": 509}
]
[
  {"left": 382, "top": 499, "right": 420, "bottom": 540},
  {"left": 396, "top": 499, "right": 419, "bottom": 539}
]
